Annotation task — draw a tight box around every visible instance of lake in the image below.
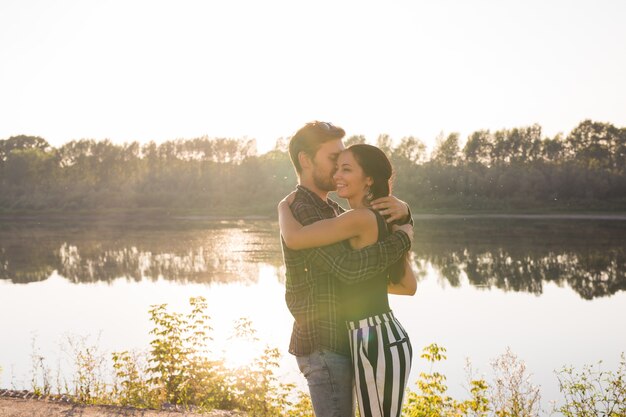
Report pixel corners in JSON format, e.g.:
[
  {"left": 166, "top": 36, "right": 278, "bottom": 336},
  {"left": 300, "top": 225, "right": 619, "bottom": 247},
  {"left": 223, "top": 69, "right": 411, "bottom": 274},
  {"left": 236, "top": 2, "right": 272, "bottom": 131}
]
[{"left": 1, "top": 214, "right": 625, "bottom": 412}]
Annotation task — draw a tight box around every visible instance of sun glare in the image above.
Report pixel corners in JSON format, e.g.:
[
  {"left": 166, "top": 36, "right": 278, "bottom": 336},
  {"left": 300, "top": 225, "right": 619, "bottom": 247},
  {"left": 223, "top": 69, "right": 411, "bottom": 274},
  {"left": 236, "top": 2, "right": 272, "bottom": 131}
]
[{"left": 205, "top": 264, "right": 290, "bottom": 369}]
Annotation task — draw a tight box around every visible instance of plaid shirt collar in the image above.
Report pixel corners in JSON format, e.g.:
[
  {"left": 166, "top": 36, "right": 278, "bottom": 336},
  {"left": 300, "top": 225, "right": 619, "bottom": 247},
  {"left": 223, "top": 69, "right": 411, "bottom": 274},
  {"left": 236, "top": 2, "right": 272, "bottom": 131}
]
[{"left": 296, "top": 184, "right": 343, "bottom": 214}]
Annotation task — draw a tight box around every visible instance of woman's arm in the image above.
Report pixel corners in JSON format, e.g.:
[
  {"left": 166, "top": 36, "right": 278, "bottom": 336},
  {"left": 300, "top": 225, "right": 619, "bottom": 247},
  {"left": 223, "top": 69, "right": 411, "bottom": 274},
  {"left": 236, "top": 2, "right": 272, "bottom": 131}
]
[
  {"left": 278, "top": 199, "right": 374, "bottom": 250},
  {"left": 388, "top": 254, "right": 417, "bottom": 295}
]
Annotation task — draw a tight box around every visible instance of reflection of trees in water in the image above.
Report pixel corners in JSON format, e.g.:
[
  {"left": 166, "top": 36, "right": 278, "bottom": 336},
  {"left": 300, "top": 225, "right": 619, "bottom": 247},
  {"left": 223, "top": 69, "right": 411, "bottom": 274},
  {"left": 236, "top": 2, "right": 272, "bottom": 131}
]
[
  {"left": 559, "top": 252, "right": 624, "bottom": 299},
  {"left": 0, "top": 221, "right": 283, "bottom": 285},
  {"left": 413, "top": 219, "right": 626, "bottom": 300},
  {"left": 419, "top": 249, "right": 626, "bottom": 299},
  {"left": 1, "top": 220, "right": 625, "bottom": 299},
  {"left": 0, "top": 234, "right": 57, "bottom": 283},
  {"left": 57, "top": 243, "right": 264, "bottom": 284}
]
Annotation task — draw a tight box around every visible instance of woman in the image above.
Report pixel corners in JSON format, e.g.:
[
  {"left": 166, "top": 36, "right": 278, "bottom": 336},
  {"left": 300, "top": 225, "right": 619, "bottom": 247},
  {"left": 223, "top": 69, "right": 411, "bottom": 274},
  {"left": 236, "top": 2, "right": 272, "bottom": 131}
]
[{"left": 278, "top": 144, "right": 416, "bottom": 417}]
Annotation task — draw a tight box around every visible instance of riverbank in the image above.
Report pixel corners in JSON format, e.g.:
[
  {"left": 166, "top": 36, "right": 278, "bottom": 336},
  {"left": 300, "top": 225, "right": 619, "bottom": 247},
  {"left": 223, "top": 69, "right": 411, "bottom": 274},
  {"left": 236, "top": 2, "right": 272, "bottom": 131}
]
[
  {"left": 0, "top": 390, "right": 243, "bottom": 417},
  {"left": 0, "top": 208, "right": 269, "bottom": 222},
  {"left": 1, "top": 208, "right": 626, "bottom": 224}
]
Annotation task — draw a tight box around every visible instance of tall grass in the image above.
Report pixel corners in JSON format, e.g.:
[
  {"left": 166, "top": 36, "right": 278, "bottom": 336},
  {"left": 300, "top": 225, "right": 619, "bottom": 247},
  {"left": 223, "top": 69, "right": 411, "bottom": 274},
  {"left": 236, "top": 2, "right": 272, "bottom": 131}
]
[
  {"left": 20, "top": 298, "right": 626, "bottom": 416},
  {"left": 26, "top": 296, "right": 309, "bottom": 415}
]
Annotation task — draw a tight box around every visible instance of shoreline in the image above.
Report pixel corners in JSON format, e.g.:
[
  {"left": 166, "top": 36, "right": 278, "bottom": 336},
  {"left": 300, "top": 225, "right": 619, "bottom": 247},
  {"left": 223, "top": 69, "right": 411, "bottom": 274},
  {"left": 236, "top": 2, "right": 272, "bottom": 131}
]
[
  {"left": 1, "top": 210, "right": 626, "bottom": 223},
  {"left": 409, "top": 212, "right": 626, "bottom": 220},
  {"left": 0, "top": 389, "right": 243, "bottom": 417}
]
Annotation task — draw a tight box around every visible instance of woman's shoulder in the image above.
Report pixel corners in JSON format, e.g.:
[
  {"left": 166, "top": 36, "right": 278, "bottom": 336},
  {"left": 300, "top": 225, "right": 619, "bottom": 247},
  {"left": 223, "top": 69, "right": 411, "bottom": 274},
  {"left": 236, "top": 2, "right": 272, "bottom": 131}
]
[{"left": 338, "top": 208, "right": 378, "bottom": 228}]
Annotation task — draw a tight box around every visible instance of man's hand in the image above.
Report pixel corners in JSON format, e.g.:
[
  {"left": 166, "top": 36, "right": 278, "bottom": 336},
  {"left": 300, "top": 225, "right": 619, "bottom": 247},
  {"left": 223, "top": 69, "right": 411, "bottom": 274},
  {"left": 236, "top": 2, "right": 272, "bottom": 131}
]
[
  {"left": 371, "top": 195, "right": 410, "bottom": 224},
  {"left": 392, "top": 223, "right": 413, "bottom": 245}
]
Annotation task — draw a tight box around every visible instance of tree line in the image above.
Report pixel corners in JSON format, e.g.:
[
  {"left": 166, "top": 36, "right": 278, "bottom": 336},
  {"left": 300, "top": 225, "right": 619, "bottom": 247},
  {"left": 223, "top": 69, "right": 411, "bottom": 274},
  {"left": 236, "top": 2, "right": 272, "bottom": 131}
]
[{"left": 1, "top": 119, "right": 625, "bottom": 213}]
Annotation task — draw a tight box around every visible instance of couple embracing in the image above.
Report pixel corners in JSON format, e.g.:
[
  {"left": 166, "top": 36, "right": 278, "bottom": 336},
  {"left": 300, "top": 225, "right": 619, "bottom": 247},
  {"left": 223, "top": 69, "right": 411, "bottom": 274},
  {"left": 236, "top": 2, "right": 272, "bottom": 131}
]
[{"left": 278, "top": 121, "right": 417, "bottom": 417}]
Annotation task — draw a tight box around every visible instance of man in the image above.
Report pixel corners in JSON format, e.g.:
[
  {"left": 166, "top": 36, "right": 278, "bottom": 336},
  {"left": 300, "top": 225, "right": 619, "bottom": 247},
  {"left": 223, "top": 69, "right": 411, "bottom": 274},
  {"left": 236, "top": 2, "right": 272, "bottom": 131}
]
[{"left": 279, "top": 120, "right": 414, "bottom": 417}]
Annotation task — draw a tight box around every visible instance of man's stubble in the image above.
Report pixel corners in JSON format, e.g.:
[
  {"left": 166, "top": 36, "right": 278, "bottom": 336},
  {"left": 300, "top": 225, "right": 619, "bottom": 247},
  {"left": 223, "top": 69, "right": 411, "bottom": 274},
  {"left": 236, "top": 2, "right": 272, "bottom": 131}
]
[{"left": 312, "top": 164, "right": 337, "bottom": 193}]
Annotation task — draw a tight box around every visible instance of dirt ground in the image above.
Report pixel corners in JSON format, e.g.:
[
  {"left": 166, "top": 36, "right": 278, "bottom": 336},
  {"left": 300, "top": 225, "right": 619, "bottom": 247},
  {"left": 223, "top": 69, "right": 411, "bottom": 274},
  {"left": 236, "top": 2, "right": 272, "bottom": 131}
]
[{"left": 0, "top": 396, "right": 244, "bottom": 417}]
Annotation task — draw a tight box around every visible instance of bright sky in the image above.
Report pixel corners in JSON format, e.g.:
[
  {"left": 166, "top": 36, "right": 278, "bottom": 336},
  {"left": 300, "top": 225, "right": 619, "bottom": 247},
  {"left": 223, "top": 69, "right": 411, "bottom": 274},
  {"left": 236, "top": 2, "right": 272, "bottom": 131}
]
[{"left": 1, "top": 0, "right": 625, "bottom": 154}]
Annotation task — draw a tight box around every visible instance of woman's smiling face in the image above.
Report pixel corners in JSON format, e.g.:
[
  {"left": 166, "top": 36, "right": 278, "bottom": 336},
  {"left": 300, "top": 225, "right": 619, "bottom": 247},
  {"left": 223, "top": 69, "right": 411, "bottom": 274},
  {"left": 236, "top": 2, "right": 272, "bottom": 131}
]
[{"left": 333, "top": 150, "right": 372, "bottom": 201}]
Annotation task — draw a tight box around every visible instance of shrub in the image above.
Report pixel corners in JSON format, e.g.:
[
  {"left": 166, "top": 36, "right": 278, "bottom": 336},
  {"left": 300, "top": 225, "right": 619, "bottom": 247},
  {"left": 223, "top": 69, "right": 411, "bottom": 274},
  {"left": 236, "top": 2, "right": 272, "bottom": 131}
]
[
  {"left": 555, "top": 353, "right": 626, "bottom": 417},
  {"left": 403, "top": 343, "right": 490, "bottom": 417},
  {"left": 489, "top": 347, "right": 541, "bottom": 417}
]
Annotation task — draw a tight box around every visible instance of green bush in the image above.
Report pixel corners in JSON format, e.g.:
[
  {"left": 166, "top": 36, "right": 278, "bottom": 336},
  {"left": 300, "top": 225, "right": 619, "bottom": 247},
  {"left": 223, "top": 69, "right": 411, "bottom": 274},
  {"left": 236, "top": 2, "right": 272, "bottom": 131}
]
[
  {"left": 113, "top": 296, "right": 297, "bottom": 415},
  {"left": 403, "top": 343, "right": 490, "bottom": 417},
  {"left": 555, "top": 353, "right": 626, "bottom": 417}
]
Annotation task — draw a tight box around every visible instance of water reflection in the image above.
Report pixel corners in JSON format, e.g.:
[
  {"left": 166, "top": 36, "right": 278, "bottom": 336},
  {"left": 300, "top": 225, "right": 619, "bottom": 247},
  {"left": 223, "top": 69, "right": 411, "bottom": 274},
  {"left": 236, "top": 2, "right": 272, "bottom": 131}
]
[
  {"left": 415, "top": 248, "right": 625, "bottom": 299},
  {"left": 411, "top": 218, "right": 626, "bottom": 299},
  {"left": 1, "top": 218, "right": 625, "bottom": 299},
  {"left": 0, "top": 220, "right": 281, "bottom": 285}
]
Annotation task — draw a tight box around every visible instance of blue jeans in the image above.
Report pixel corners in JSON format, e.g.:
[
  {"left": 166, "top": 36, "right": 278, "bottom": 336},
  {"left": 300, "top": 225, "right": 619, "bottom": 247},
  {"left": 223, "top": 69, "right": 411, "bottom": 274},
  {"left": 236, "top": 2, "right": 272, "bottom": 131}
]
[{"left": 296, "top": 349, "right": 355, "bottom": 417}]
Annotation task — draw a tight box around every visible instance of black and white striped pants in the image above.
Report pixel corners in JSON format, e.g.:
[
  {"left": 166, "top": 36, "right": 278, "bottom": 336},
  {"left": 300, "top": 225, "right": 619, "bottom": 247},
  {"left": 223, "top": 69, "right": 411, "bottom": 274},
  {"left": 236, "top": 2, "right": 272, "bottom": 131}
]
[{"left": 347, "top": 310, "right": 413, "bottom": 417}]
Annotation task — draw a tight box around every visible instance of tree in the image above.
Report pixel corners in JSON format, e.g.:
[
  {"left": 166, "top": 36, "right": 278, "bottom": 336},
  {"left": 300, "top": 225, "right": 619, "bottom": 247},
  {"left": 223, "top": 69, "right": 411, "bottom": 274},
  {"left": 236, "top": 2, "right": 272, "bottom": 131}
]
[
  {"left": 566, "top": 120, "right": 620, "bottom": 169},
  {"left": 393, "top": 136, "right": 427, "bottom": 165},
  {"left": 3, "top": 148, "right": 56, "bottom": 188},
  {"left": 463, "top": 130, "right": 492, "bottom": 165},
  {"left": 490, "top": 129, "right": 509, "bottom": 164},
  {"left": 513, "top": 124, "right": 542, "bottom": 163},
  {"left": 376, "top": 134, "right": 393, "bottom": 155},
  {"left": 432, "top": 133, "right": 460, "bottom": 166},
  {"left": 616, "top": 128, "right": 626, "bottom": 173},
  {"left": 0, "top": 135, "right": 51, "bottom": 162},
  {"left": 487, "top": 125, "right": 542, "bottom": 164},
  {"left": 541, "top": 133, "right": 565, "bottom": 162},
  {"left": 344, "top": 134, "right": 367, "bottom": 147},
  {"left": 273, "top": 137, "right": 290, "bottom": 153}
]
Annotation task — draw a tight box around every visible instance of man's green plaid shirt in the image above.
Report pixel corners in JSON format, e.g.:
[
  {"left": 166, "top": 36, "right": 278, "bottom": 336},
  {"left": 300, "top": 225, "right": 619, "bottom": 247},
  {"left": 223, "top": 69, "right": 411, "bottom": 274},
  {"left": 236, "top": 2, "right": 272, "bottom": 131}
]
[{"left": 281, "top": 185, "right": 411, "bottom": 356}]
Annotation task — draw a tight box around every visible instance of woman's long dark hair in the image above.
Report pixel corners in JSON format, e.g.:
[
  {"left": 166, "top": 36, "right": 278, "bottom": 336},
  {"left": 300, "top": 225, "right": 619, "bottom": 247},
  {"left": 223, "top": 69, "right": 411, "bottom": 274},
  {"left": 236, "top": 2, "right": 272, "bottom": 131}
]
[{"left": 347, "top": 144, "right": 405, "bottom": 284}]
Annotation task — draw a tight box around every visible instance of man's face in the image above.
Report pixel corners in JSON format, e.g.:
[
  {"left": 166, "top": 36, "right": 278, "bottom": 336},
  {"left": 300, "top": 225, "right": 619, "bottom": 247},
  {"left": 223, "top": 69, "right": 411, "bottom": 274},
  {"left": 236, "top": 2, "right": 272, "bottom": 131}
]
[{"left": 311, "top": 139, "right": 345, "bottom": 192}]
